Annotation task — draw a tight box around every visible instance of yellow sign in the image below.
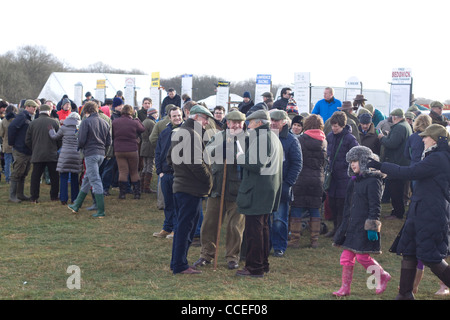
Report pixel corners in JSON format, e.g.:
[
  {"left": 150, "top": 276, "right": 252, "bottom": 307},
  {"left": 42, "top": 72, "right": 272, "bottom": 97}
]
[
  {"left": 151, "top": 72, "right": 160, "bottom": 88},
  {"left": 96, "top": 79, "right": 106, "bottom": 89}
]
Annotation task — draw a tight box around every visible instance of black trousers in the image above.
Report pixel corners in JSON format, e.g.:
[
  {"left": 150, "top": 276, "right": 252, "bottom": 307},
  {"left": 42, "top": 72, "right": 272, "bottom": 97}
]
[
  {"left": 244, "top": 214, "right": 270, "bottom": 275},
  {"left": 30, "top": 162, "right": 59, "bottom": 201},
  {"left": 388, "top": 178, "right": 405, "bottom": 218}
]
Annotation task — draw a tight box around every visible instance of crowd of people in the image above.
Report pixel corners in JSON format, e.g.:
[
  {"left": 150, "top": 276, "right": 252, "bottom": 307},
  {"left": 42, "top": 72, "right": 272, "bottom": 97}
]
[{"left": 0, "top": 86, "right": 449, "bottom": 299}]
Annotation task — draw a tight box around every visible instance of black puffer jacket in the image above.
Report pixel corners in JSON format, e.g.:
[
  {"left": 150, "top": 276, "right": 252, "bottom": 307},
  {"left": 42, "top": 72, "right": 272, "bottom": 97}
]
[{"left": 291, "top": 130, "right": 327, "bottom": 209}]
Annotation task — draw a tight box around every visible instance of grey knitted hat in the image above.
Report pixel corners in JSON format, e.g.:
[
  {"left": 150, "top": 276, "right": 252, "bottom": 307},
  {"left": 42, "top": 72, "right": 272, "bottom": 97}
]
[{"left": 346, "top": 145, "right": 379, "bottom": 177}]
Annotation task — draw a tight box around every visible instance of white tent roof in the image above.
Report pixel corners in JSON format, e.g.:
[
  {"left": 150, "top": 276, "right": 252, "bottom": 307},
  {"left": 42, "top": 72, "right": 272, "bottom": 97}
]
[
  {"left": 197, "top": 93, "right": 243, "bottom": 111},
  {"left": 38, "top": 72, "right": 156, "bottom": 107}
]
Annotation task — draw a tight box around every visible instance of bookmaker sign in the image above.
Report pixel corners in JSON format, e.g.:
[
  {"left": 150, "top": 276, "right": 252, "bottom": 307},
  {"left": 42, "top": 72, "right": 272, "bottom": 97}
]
[{"left": 392, "top": 68, "right": 412, "bottom": 84}]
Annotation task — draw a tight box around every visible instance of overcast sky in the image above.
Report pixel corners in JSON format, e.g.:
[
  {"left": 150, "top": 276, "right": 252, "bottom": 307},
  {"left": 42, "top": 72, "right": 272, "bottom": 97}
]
[{"left": 3, "top": 0, "right": 449, "bottom": 101}]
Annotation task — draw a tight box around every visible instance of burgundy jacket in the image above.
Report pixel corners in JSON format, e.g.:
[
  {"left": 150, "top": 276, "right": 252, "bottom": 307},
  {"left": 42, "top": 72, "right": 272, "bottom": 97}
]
[{"left": 112, "top": 115, "right": 145, "bottom": 152}]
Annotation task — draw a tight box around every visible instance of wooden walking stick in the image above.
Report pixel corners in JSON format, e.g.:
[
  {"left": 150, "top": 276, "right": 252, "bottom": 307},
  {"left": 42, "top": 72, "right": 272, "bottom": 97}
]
[{"left": 213, "top": 159, "right": 227, "bottom": 271}]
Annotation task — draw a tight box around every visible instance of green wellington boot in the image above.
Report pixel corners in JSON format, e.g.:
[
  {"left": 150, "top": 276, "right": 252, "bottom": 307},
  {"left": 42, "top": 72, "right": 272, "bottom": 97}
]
[
  {"left": 92, "top": 193, "right": 105, "bottom": 218},
  {"left": 68, "top": 191, "right": 88, "bottom": 213}
]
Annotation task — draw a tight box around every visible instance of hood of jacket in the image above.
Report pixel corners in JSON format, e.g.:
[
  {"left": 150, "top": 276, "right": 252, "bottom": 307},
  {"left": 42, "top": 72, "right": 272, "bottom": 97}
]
[{"left": 303, "top": 129, "right": 326, "bottom": 141}]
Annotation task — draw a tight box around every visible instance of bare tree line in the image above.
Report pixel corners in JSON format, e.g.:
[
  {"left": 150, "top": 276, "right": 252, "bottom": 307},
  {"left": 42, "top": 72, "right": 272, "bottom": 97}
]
[{"left": 0, "top": 45, "right": 281, "bottom": 105}]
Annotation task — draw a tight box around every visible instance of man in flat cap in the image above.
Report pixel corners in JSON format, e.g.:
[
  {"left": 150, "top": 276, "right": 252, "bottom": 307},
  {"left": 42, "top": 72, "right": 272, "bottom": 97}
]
[
  {"left": 378, "top": 108, "right": 412, "bottom": 220},
  {"left": 8, "top": 100, "right": 38, "bottom": 203},
  {"left": 168, "top": 105, "right": 213, "bottom": 275},
  {"left": 235, "top": 109, "right": 283, "bottom": 277},
  {"left": 269, "top": 110, "right": 302, "bottom": 257},
  {"left": 429, "top": 101, "right": 449, "bottom": 127},
  {"left": 25, "top": 104, "right": 61, "bottom": 203},
  {"left": 194, "top": 110, "right": 248, "bottom": 270}
]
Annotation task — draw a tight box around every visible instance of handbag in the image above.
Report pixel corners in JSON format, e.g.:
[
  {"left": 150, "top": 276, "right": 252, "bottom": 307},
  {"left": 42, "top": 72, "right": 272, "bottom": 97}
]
[{"left": 323, "top": 137, "right": 344, "bottom": 191}]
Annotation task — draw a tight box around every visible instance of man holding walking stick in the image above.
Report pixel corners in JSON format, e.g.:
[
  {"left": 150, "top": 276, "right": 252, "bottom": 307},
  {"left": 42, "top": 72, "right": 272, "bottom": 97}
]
[{"left": 193, "top": 110, "right": 248, "bottom": 270}]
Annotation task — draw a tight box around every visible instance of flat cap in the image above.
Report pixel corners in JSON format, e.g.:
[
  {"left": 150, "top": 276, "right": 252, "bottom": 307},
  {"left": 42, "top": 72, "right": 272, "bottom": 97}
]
[
  {"left": 246, "top": 109, "right": 270, "bottom": 121},
  {"left": 270, "top": 109, "right": 288, "bottom": 121},
  {"left": 24, "top": 99, "right": 38, "bottom": 108},
  {"left": 430, "top": 101, "right": 444, "bottom": 109},
  {"left": 225, "top": 110, "right": 246, "bottom": 121},
  {"left": 419, "top": 123, "right": 449, "bottom": 141},
  {"left": 390, "top": 108, "right": 404, "bottom": 117},
  {"left": 405, "top": 111, "right": 416, "bottom": 120},
  {"left": 190, "top": 105, "right": 214, "bottom": 118}
]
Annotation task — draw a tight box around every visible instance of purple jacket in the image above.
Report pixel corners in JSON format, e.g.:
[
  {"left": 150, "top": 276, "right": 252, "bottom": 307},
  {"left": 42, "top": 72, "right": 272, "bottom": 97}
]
[
  {"left": 326, "top": 125, "right": 359, "bottom": 198},
  {"left": 112, "top": 115, "right": 145, "bottom": 152}
]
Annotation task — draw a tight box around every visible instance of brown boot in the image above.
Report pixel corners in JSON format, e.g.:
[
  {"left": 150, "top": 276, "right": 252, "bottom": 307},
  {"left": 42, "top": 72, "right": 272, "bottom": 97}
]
[
  {"left": 310, "top": 217, "right": 321, "bottom": 248},
  {"left": 413, "top": 268, "right": 424, "bottom": 294},
  {"left": 146, "top": 173, "right": 156, "bottom": 193},
  {"left": 140, "top": 172, "right": 146, "bottom": 193},
  {"left": 287, "top": 217, "right": 302, "bottom": 248}
]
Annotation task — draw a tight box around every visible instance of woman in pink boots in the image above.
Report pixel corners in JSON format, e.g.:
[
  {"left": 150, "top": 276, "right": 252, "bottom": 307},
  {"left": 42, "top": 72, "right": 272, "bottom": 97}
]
[{"left": 332, "top": 146, "right": 391, "bottom": 297}]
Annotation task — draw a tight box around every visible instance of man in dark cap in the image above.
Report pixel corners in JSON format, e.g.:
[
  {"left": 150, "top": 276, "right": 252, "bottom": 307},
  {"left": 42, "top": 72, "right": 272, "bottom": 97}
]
[
  {"left": 358, "top": 112, "right": 380, "bottom": 155},
  {"left": 8, "top": 100, "right": 38, "bottom": 202},
  {"left": 429, "top": 101, "right": 449, "bottom": 127},
  {"left": 378, "top": 108, "right": 412, "bottom": 220},
  {"left": 238, "top": 91, "right": 254, "bottom": 114}
]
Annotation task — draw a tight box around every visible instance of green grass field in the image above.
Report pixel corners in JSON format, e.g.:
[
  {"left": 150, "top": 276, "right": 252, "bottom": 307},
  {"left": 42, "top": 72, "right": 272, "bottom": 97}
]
[{"left": 1, "top": 178, "right": 449, "bottom": 301}]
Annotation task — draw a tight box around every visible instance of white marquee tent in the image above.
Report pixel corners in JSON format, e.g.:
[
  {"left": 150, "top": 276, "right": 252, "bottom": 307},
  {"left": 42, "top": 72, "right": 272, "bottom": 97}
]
[
  {"left": 197, "top": 93, "right": 243, "bottom": 111},
  {"left": 38, "top": 72, "right": 159, "bottom": 107}
]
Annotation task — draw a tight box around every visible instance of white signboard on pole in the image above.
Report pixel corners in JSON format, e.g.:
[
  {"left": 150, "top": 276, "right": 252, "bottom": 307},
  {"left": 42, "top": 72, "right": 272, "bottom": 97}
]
[
  {"left": 216, "top": 81, "right": 230, "bottom": 111},
  {"left": 124, "top": 77, "right": 135, "bottom": 108},
  {"left": 254, "top": 74, "right": 272, "bottom": 104},
  {"left": 74, "top": 82, "right": 83, "bottom": 107},
  {"left": 181, "top": 74, "right": 193, "bottom": 100},
  {"left": 390, "top": 68, "right": 412, "bottom": 113},
  {"left": 293, "top": 72, "right": 310, "bottom": 113},
  {"left": 344, "top": 76, "right": 362, "bottom": 101}
]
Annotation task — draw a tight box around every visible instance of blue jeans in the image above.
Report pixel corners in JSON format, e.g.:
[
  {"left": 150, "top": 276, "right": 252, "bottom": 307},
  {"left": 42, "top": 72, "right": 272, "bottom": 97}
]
[
  {"left": 171, "top": 192, "right": 203, "bottom": 274},
  {"left": 290, "top": 207, "right": 321, "bottom": 219},
  {"left": 80, "top": 155, "right": 104, "bottom": 195},
  {"left": 4, "top": 153, "right": 13, "bottom": 182},
  {"left": 160, "top": 173, "right": 177, "bottom": 232},
  {"left": 60, "top": 172, "right": 79, "bottom": 203},
  {"left": 269, "top": 201, "right": 289, "bottom": 252}
]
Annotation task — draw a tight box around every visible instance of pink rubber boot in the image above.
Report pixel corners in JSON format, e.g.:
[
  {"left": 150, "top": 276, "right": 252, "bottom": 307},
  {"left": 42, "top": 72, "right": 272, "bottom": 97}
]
[
  {"left": 357, "top": 255, "right": 391, "bottom": 295},
  {"left": 333, "top": 265, "right": 354, "bottom": 296}
]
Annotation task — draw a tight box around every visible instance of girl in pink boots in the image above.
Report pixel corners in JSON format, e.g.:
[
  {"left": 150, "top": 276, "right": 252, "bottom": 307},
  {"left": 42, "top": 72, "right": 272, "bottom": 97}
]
[{"left": 332, "top": 146, "right": 391, "bottom": 297}]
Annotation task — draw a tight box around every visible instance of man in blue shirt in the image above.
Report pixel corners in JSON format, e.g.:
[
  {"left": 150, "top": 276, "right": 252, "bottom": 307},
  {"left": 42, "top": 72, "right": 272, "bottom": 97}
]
[{"left": 311, "top": 87, "right": 342, "bottom": 122}]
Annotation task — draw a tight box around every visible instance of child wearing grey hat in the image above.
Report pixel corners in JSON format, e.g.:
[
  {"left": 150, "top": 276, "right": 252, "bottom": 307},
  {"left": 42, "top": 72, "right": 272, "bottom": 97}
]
[{"left": 332, "top": 146, "right": 391, "bottom": 297}]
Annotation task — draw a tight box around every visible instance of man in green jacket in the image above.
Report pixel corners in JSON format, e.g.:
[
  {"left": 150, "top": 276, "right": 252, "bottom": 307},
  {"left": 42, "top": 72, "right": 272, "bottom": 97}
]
[
  {"left": 168, "top": 105, "right": 213, "bottom": 275},
  {"left": 25, "top": 104, "right": 61, "bottom": 203},
  {"left": 235, "top": 110, "right": 283, "bottom": 277},
  {"left": 378, "top": 108, "right": 412, "bottom": 220},
  {"left": 194, "top": 110, "right": 248, "bottom": 270}
]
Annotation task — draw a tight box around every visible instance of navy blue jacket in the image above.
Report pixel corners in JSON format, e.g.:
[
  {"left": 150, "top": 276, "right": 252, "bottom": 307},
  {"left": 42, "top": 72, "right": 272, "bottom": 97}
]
[
  {"left": 155, "top": 122, "right": 181, "bottom": 175},
  {"left": 278, "top": 124, "right": 302, "bottom": 202},
  {"left": 8, "top": 109, "right": 33, "bottom": 155},
  {"left": 404, "top": 131, "right": 424, "bottom": 166},
  {"left": 326, "top": 125, "right": 359, "bottom": 198},
  {"left": 160, "top": 94, "right": 181, "bottom": 117},
  {"left": 382, "top": 140, "right": 450, "bottom": 263}
]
